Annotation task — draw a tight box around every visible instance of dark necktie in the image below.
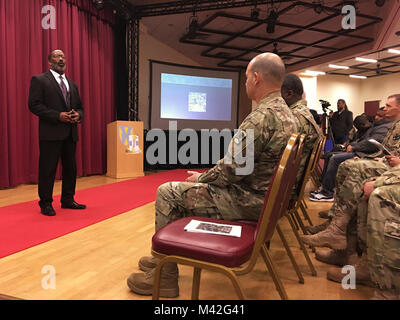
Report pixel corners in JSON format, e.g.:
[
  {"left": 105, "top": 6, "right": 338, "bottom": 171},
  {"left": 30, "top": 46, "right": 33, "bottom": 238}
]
[{"left": 59, "top": 75, "right": 68, "bottom": 102}]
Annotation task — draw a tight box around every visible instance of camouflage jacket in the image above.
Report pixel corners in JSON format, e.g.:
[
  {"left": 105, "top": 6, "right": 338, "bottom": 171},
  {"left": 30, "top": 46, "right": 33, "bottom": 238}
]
[
  {"left": 289, "top": 99, "right": 323, "bottom": 196},
  {"left": 196, "top": 91, "right": 299, "bottom": 220}
]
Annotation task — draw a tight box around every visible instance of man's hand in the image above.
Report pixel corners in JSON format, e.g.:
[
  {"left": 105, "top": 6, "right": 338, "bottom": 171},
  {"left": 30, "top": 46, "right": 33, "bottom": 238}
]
[
  {"left": 346, "top": 145, "right": 353, "bottom": 153},
  {"left": 69, "top": 109, "right": 80, "bottom": 123},
  {"left": 362, "top": 181, "right": 375, "bottom": 201},
  {"left": 385, "top": 155, "right": 400, "bottom": 167},
  {"left": 186, "top": 171, "right": 201, "bottom": 182},
  {"left": 59, "top": 112, "right": 72, "bottom": 123}
]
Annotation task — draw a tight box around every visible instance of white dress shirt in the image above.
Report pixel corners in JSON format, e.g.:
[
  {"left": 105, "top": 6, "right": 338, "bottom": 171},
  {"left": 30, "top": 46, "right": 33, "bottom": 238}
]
[{"left": 49, "top": 69, "right": 70, "bottom": 92}]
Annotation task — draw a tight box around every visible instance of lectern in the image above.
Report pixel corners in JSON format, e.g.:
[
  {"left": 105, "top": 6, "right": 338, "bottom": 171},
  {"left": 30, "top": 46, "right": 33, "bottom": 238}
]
[{"left": 107, "top": 121, "right": 144, "bottom": 178}]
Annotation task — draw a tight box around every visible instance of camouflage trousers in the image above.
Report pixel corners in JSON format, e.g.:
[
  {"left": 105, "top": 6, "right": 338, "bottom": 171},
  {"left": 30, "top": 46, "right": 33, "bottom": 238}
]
[
  {"left": 357, "top": 185, "right": 400, "bottom": 294},
  {"left": 328, "top": 159, "right": 388, "bottom": 220},
  {"left": 155, "top": 182, "right": 223, "bottom": 231}
]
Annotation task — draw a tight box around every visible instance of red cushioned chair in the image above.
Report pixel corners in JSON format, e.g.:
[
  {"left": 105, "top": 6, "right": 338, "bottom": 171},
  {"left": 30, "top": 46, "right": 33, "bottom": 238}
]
[{"left": 150, "top": 133, "right": 305, "bottom": 300}]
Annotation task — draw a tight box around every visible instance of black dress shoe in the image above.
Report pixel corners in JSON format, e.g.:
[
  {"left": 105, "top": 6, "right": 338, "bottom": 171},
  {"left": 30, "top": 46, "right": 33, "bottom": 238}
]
[
  {"left": 41, "top": 205, "right": 56, "bottom": 216},
  {"left": 61, "top": 201, "right": 86, "bottom": 209}
]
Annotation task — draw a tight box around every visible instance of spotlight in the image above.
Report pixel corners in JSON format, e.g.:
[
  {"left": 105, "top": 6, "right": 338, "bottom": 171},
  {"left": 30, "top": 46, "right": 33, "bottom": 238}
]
[
  {"left": 375, "top": 0, "right": 386, "bottom": 7},
  {"left": 312, "top": 1, "right": 323, "bottom": 14},
  {"left": 92, "top": 0, "right": 105, "bottom": 10},
  {"left": 250, "top": 8, "right": 260, "bottom": 20},
  {"left": 188, "top": 14, "right": 199, "bottom": 34},
  {"left": 266, "top": 10, "right": 278, "bottom": 34}
]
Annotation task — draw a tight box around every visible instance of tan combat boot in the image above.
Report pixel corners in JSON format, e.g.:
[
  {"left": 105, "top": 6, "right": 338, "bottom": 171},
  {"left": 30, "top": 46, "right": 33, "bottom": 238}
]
[
  {"left": 127, "top": 261, "right": 179, "bottom": 298},
  {"left": 300, "top": 209, "right": 350, "bottom": 250},
  {"left": 315, "top": 249, "right": 347, "bottom": 266},
  {"left": 315, "top": 232, "right": 358, "bottom": 266},
  {"left": 138, "top": 256, "right": 160, "bottom": 272},
  {"left": 304, "top": 219, "right": 331, "bottom": 235},
  {"left": 326, "top": 254, "right": 373, "bottom": 287}
]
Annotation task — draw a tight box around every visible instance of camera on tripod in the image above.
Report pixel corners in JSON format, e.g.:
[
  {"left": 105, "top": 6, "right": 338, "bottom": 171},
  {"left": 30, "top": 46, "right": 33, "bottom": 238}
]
[{"left": 319, "top": 99, "right": 332, "bottom": 113}]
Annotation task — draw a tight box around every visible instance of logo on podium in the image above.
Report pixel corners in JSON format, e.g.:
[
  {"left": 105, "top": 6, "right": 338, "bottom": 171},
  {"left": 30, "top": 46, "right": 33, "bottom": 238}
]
[{"left": 118, "top": 126, "right": 141, "bottom": 154}]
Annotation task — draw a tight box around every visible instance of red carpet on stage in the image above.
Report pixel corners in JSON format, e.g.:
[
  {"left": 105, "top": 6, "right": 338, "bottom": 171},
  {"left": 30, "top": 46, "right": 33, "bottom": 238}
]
[{"left": 0, "top": 169, "right": 202, "bottom": 259}]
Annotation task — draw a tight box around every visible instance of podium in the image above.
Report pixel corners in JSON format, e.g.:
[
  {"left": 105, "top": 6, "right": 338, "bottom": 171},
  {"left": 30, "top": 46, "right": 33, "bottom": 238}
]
[{"left": 107, "top": 121, "right": 144, "bottom": 178}]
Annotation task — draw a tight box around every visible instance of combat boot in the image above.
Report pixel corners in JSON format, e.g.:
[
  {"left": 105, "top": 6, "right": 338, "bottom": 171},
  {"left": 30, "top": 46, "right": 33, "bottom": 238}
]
[
  {"left": 138, "top": 256, "right": 160, "bottom": 272},
  {"left": 326, "top": 254, "right": 373, "bottom": 287},
  {"left": 315, "top": 232, "right": 358, "bottom": 266},
  {"left": 127, "top": 261, "right": 179, "bottom": 298},
  {"left": 304, "top": 219, "right": 331, "bottom": 235},
  {"left": 300, "top": 209, "right": 350, "bottom": 250},
  {"left": 315, "top": 249, "right": 347, "bottom": 267}
]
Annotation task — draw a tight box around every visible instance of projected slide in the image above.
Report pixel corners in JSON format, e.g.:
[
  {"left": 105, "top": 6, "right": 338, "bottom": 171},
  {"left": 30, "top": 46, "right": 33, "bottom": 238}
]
[{"left": 160, "top": 73, "right": 232, "bottom": 121}]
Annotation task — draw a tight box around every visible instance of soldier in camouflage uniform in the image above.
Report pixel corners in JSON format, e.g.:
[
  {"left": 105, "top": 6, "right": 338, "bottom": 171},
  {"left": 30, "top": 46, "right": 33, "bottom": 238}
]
[
  {"left": 356, "top": 166, "right": 400, "bottom": 299},
  {"left": 127, "top": 53, "right": 300, "bottom": 298},
  {"left": 281, "top": 74, "right": 322, "bottom": 201},
  {"left": 301, "top": 94, "right": 400, "bottom": 251}
]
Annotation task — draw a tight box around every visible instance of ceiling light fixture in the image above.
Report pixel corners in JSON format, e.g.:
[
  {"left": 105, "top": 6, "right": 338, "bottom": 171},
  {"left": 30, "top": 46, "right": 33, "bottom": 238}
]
[
  {"left": 350, "top": 75, "right": 367, "bottom": 79},
  {"left": 302, "top": 70, "right": 326, "bottom": 76},
  {"left": 312, "top": 0, "right": 323, "bottom": 14},
  {"left": 375, "top": 0, "right": 386, "bottom": 7},
  {"left": 266, "top": 9, "right": 278, "bottom": 34},
  {"left": 92, "top": 0, "right": 105, "bottom": 10},
  {"left": 355, "top": 57, "right": 377, "bottom": 63},
  {"left": 329, "top": 64, "right": 349, "bottom": 70},
  {"left": 388, "top": 48, "right": 400, "bottom": 55},
  {"left": 250, "top": 7, "right": 260, "bottom": 20}
]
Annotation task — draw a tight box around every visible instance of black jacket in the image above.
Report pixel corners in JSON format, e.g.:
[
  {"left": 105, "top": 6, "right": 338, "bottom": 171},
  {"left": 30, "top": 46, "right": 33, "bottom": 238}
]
[
  {"left": 350, "top": 120, "right": 393, "bottom": 158},
  {"left": 28, "top": 71, "right": 84, "bottom": 142},
  {"left": 330, "top": 109, "right": 353, "bottom": 140}
]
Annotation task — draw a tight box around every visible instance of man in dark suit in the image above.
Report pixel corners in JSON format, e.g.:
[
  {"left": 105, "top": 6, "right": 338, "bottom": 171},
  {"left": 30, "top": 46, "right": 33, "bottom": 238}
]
[{"left": 28, "top": 49, "right": 86, "bottom": 216}]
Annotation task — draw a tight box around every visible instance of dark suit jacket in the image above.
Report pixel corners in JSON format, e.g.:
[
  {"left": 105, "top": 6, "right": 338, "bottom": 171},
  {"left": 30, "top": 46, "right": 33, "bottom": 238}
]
[
  {"left": 28, "top": 71, "right": 84, "bottom": 142},
  {"left": 330, "top": 109, "right": 353, "bottom": 140}
]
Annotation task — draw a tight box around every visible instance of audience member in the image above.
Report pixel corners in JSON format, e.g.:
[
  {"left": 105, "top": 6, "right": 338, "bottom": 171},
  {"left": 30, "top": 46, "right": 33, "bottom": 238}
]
[
  {"left": 126, "top": 53, "right": 300, "bottom": 298},
  {"left": 329, "top": 99, "right": 353, "bottom": 144},
  {"left": 281, "top": 74, "right": 322, "bottom": 198},
  {"left": 309, "top": 108, "right": 392, "bottom": 203},
  {"left": 300, "top": 94, "right": 400, "bottom": 255}
]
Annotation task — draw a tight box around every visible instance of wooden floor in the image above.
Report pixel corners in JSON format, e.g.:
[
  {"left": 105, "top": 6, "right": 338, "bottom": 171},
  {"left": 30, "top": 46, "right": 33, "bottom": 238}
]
[{"left": 0, "top": 173, "right": 374, "bottom": 300}]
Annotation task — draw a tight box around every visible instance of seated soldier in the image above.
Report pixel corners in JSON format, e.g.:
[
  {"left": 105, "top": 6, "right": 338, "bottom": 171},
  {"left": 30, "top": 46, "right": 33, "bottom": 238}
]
[
  {"left": 126, "top": 53, "right": 300, "bottom": 298},
  {"left": 300, "top": 94, "right": 400, "bottom": 259},
  {"left": 325, "top": 166, "right": 400, "bottom": 299}
]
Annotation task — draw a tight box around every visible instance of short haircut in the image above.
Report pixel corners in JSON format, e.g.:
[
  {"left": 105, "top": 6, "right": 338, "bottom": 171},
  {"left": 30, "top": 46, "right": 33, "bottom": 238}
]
[
  {"left": 388, "top": 94, "right": 400, "bottom": 105},
  {"left": 48, "top": 50, "right": 63, "bottom": 61},
  {"left": 281, "top": 73, "right": 304, "bottom": 97},
  {"left": 249, "top": 53, "right": 286, "bottom": 86}
]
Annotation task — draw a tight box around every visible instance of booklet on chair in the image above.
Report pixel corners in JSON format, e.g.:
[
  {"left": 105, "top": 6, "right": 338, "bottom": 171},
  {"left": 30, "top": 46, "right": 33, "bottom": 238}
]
[
  {"left": 368, "top": 139, "right": 393, "bottom": 156},
  {"left": 184, "top": 219, "right": 242, "bottom": 238}
]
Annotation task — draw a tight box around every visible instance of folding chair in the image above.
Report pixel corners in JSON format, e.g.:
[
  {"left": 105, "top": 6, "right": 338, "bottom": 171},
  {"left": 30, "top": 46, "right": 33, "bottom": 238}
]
[
  {"left": 150, "top": 133, "right": 305, "bottom": 300},
  {"left": 275, "top": 137, "right": 322, "bottom": 282}
]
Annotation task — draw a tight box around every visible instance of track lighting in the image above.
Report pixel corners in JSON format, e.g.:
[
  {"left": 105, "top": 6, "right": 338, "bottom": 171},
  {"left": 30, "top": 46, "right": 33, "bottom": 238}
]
[
  {"left": 312, "top": 1, "right": 323, "bottom": 14},
  {"left": 92, "top": 0, "right": 105, "bottom": 10},
  {"left": 266, "top": 10, "right": 278, "bottom": 34}
]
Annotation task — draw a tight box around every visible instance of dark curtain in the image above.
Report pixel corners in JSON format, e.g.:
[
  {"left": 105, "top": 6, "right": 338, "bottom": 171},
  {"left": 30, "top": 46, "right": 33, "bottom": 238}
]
[{"left": 0, "top": 0, "right": 116, "bottom": 188}]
